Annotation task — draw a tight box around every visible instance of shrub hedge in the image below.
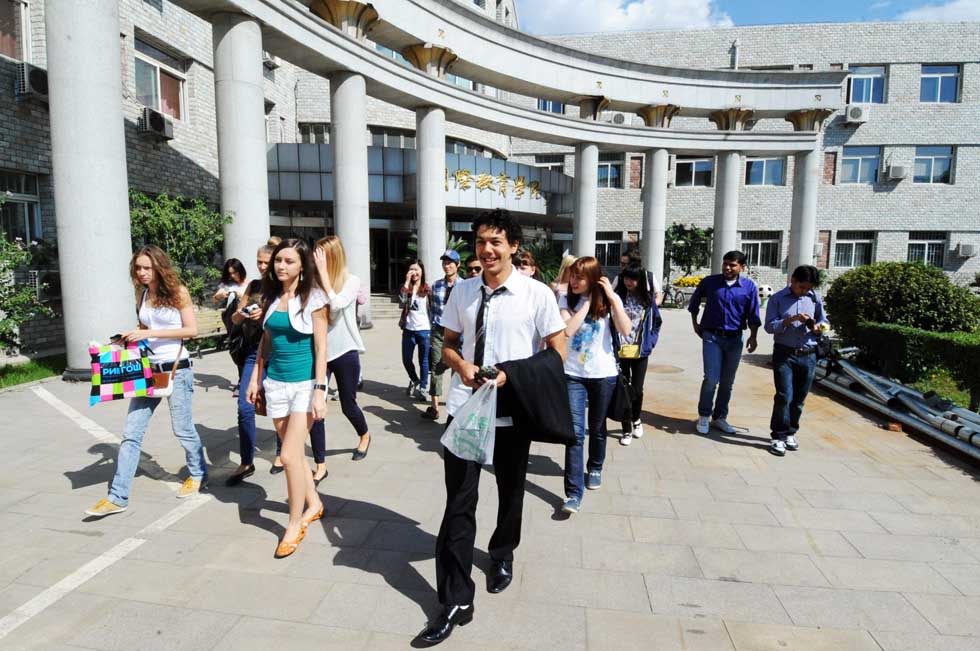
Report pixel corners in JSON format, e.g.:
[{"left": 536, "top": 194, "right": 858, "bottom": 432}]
[
  {"left": 825, "top": 262, "right": 980, "bottom": 343},
  {"left": 855, "top": 321, "right": 980, "bottom": 411}
]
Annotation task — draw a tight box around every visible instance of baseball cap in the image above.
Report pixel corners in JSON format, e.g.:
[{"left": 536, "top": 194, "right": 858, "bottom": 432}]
[{"left": 440, "top": 249, "right": 461, "bottom": 263}]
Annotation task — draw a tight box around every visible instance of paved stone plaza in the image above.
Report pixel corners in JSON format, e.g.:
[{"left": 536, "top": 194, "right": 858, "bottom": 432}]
[{"left": 0, "top": 311, "right": 979, "bottom": 650}]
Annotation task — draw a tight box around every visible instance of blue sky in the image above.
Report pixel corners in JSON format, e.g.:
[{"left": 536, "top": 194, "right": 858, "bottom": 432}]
[{"left": 514, "top": 0, "right": 980, "bottom": 35}]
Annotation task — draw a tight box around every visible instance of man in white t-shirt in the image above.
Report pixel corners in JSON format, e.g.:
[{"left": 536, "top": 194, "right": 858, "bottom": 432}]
[{"left": 415, "top": 210, "right": 566, "bottom": 647}]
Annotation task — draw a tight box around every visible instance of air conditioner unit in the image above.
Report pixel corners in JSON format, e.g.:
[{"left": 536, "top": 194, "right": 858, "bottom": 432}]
[
  {"left": 137, "top": 107, "right": 174, "bottom": 141},
  {"left": 262, "top": 51, "right": 279, "bottom": 70},
  {"left": 886, "top": 165, "right": 908, "bottom": 181},
  {"left": 15, "top": 62, "right": 48, "bottom": 101},
  {"left": 611, "top": 112, "right": 626, "bottom": 125},
  {"left": 956, "top": 242, "right": 978, "bottom": 258},
  {"left": 845, "top": 104, "right": 869, "bottom": 124}
]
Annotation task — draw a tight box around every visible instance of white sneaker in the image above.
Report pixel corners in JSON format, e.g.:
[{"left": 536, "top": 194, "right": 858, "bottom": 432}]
[
  {"left": 711, "top": 418, "right": 737, "bottom": 434},
  {"left": 769, "top": 439, "right": 787, "bottom": 457},
  {"left": 620, "top": 432, "right": 633, "bottom": 446},
  {"left": 696, "top": 416, "right": 710, "bottom": 434},
  {"left": 785, "top": 435, "right": 799, "bottom": 451},
  {"left": 632, "top": 422, "right": 644, "bottom": 439}
]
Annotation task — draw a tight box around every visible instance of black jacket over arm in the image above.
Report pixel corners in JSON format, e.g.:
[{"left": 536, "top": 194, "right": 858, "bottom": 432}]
[{"left": 497, "top": 347, "right": 573, "bottom": 445}]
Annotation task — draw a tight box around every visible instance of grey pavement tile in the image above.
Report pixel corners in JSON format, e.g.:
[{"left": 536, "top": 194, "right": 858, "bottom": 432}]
[
  {"left": 894, "top": 494, "right": 980, "bottom": 517},
  {"left": 822, "top": 475, "right": 929, "bottom": 496},
  {"left": 871, "top": 631, "right": 980, "bottom": 651},
  {"left": 843, "top": 531, "right": 979, "bottom": 563},
  {"left": 455, "top": 599, "right": 587, "bottom": 650},
  {"left": 184, "top": 570, "right": 333, "bottom": 622},
  {"left": 693, "top": 548, "right": 830, "bottom": 587},
  {"left": 79, "top": 558, "right": 204, "bottom": 606},
  {"left": 724, "top": 621, "right": 882, "bottom": 650},
  {"left": 0, "top": 591, "right": 116, "bottom": 650},
  {"left": 284, "top": 541, "right": 378, "bottom": 585},
  {"left": 126, "top": 530, "right": 211, "bottom": 564},
  {"left": 529, "top": 511, "right": 634, "bottom": 541},
  {"left": 618, "top": 475, "right": 712, "bottom": 499},
  {"left": 68, "top": 599, "right": 239, "bottom": 651},
  {"left": 773, "top": 584, "right": 936, "bottom": 632},
  {"left": 705, "top": 482, "right": 808, "bottom": 507},
  {"left": 581, "top": 539, "right": 702, "bottom": 577},
  {"left": 735, "top": 469, "right": 836, "bottom": 490},
  {"left": 12, "top": 550, "right": 106, "bottom": 589},
  {"left": 310, "top": 582, "right": 439, "bottom": 636},
  {"left": 869, "top": 510, "right": 980, "bottom": 537},
  {"left": 902, "top": 593, "right": 980, "bottom": 635},
  {"left": 670, "top": 498, "right": 781, "bottom": 526},
  {"left": 578, "top": 492, "right": 676, "bottom": 518},
  {"left": 930, "top": 562, "right": 980, "bottom": 595},
  {"left": 911, "top": 478, "right": 980, "bottom": 497},
  {"left": 511, "top": 531, "right": 583, "bottom": 567},
  {"left": 631, "top": 517, "right": 744, "bottom": 549},
  {"left": 766, "top": 505, "right": 888, "bottom": 533},
  {"left": 585, "top": 609, "right": 734, "bottom": 651},
  {"left": 645, "top": 575, "right": 790, "bottom": 624},
  {"left": 810, "top": 556, "right": 960, "bottom": 594},
  {"left": 0, "top": 581, "right": 45, "bottom": 618},
  {"left": 797, "top": 488, "right": 910, "bottom": 513},
  {"left": 211, "top": 616, "right": 371, "bottom": 650},
  {"left": 0, "top": 488, "right": 36, "bottom": 511},
  {"left": 360, "top": 520, "right": 438, "bottom": 553},
  {"left": 733, "top": 525, "right": 859, "bottom": 557},
  {"left": 518, "top": 564, "right": 650, "bottom": 612}
]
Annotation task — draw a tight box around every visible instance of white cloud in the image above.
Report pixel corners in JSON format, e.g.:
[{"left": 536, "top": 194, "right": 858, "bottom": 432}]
[
  {"left": 869, "top": 1, "right": 892, "bottom": 10},
  {"left": 898, "top": 0, "right": 980, "bottom": 21},
  {"left": 516, "top": 0, "right": 733, "bottom": 35}
]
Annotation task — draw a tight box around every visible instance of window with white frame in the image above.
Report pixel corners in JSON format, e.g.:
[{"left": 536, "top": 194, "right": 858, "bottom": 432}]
[
  {"left": 594, "top": 231, "right": 623, "bottom": 267},
  {"left": 840, "top": 146, "right": 881, "bottom": 184},
  {"left": 740, "top": 231, "right": 781, "bottom": 268},
  {"left": 907, "top": 231, "right": 947, "bottom": 268},
  {"left": 674, "top": 156, "right": 713, "bottom": 187},
  {"left": 920, "top": 65, "right": 959, "bottom": 103},
  {"left": 299, "top": 122, "right": 330, "bottom": 144},
  {"left": 598, "top": 153, "right": 623, "bottom": 189},
  {"left": 834, "top": 231, "right": 874, "bottom": 268},
  {"left": 534, "top": 154, "right": 564, "bottom": 174},
  {"left": 914, "top": 146, "right": 954, "bottom": 184},
  {"left": 847, "top": 65, "right": 886, "bottom": 104},
  {"left": 375, "top": 43, "right": 410, "bottom": 66},
  {"left": 744, "top": 157, "right": 785, "bottom": 186},
  {"left": 0, "top": 170, "right": 41, "bottom": 242},
  {"left": 135, "top": 38, "right": 186, "bottom": 120},
  {"left": 0, "top": 0, "right": 29, "bottom": 61},
  {"left": 536, "top": 99, "right": 565, "bottom": 114}
]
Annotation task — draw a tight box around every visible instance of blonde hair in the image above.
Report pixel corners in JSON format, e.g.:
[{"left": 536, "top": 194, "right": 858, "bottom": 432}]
[
  {"left": 267, "top": 236, "right": 282, "bottom": 247},
  {"left": 316, "top": 235, "right": 351, "bottom": 323},
  {"left": 556, "top": 254, "right": 578, "bottom": 286}
]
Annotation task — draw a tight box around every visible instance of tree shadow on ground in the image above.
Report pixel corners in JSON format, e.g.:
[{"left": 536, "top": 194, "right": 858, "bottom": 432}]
[
  {"left": 643, "top": 412, "right": 772, "bottom": 450},
  {"left": 739, "top": 353, "right": 774, "bottom": 370},
  {"left": 193, "top": 371, "right": 237, "bottom": 393},
  {"left": 67, "top": 442, "right": 183, "bottom": 497}
]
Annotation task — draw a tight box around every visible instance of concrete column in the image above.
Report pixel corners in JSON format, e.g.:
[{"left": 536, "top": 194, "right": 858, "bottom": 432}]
[
  {"left": 212, "top": 13, "right": 269, "bottom": 266},
  {"left": 787, "top": 148, "right": 822, "bottom": 272},
  {"left": 416, "top": 106, "right": 446, "bottom": 279},
  {"left": 712, "top": 151, "right": 741, "bottom": 273},
  {"left": 641, "top": 149, "right": 669, "bottom": 282},
  {"left": 572, "top": 142, "right": 599, "bottom": 258},
  {"left": 46, "top": 0, "right": 133, "bottom": 377},
  {"left": 330, "top": 71, "right": 372, "bottom": 326}
]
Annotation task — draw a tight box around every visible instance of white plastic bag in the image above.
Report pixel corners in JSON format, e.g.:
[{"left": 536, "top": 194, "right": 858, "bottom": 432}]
[{"left": 441, "top": 382, "right": 497, "bottom": 465}]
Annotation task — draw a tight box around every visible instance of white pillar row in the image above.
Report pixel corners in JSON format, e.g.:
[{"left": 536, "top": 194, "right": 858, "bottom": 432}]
[
  {"left": 712, "top": 151, "right": 741, "bottom": 273},
  {"left": 641, "top": 148, "right": 669, "bottom": 283},
  {"left": 572, "top": 142, "right": 599, "bottom": 258},
  {"left": 212, "top": 13, "right": 270, "bottom": 267},
  {"left": 787, "top": 148, "right": 823, "bottom": 273},
  {"left": 330, "top": 71, "right": 372, "bottom": 327},
  {"left": 46, "top": 0, "right": 133, "bottom": 377},
  {"left": 416, "top": 106, "right": 447, "bottom": 279}
]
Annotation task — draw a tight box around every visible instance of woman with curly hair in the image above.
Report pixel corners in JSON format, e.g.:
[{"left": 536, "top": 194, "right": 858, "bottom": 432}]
[{"left": 85, "top": 245, "right": 208, "bottom": 517}]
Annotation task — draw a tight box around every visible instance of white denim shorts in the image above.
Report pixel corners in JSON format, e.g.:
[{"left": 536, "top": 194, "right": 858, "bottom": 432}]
[{"left": 263, "top": 378, "right": 313, "bottom": 418}]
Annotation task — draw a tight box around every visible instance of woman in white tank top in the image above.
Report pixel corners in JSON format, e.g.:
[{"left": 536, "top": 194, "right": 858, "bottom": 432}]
[{"left": 84, "top": 246, "right": 207, "bottom": 518}]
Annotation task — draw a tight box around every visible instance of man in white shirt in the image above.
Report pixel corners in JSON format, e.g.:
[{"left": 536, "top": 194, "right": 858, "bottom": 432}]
[{"left": 416, "top": 210, "right": 566, "bottom": 647}]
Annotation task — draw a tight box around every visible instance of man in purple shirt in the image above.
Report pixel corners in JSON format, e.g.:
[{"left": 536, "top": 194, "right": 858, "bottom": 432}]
[
  {"left": 763, "top": 265, "right": 829, "bottom": 456},
  {"left": 688, "top": 250, "right": 761, "bottom": 435}
]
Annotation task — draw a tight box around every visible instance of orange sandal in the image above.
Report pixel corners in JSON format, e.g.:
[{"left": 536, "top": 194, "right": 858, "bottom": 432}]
[
  {"left": 274, "top": 528, "right": 306, "bottom": 559},
  {"left": 301, "top": 504, "right": 325, "bottom": 531}
]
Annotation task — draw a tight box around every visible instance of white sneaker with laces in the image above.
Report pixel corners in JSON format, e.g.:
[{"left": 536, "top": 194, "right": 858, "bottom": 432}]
[
  {"left": 769, "top": 439, "right": 787, "bottom": 456},
  {"left": 696, "top": 416, "right": 710, "bottom": 434},
  {"left": 785, "top": 435, "right": 799, "bottom": 451},
  {"left": 620, "top": 432, "right": 632, "bottom": 446},
  {"left": 632, "top": 422, "right": 644, "bottom": 439},
  {"left": 711, "top": 418, "right": 737, "bottom": 434}
]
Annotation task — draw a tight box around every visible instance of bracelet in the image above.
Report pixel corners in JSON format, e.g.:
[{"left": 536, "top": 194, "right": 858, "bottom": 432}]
[{"left": 313, "top": 383, "right": 328, "bottom": 391}]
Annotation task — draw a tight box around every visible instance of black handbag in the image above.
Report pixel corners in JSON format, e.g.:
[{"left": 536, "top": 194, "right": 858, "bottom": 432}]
[{"left": 607, "top": 326, "right": 636, "bottom": 423}]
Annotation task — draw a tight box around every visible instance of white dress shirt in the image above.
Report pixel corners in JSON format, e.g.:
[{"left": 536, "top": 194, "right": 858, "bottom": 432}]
[{"left": 441, "top": 267, "right": 565, "bottom": 426}]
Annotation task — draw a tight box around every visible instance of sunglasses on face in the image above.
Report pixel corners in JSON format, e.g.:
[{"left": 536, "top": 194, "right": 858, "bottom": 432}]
[{"left": 467, "top": 266, "right": 482, "bottom": 274}]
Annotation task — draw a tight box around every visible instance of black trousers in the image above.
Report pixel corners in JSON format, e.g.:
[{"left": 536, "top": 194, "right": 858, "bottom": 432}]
[
  {"left": 619, "top": 356, "right": 649, "bottom": 431},
  {"left": 435, "top": 422, "right": 531, "bottom": 605}
]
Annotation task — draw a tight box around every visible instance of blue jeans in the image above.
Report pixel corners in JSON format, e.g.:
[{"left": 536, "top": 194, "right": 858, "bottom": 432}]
[
  {"left": 564, "top": 375, "right": 617, "bottom": 501},
  {"left": 402, "top": 329, "right": 431, "bottom": 387},
  {"left": 770, "top": 346, "right": 817, "bottom": 439},
  {"left": 698, "top": 331, "right": 744, "bottom": 420},
  {"left": 108, "top": 367, "right": 207, "bottom": 506},
  {"left": 237, "top": 350, "right": 258, "bottom": 465}
]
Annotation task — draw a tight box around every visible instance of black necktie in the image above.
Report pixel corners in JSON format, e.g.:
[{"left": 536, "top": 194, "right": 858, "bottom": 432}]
[{"left": 473, "top": 285, "right": 505, "bottom": 368}]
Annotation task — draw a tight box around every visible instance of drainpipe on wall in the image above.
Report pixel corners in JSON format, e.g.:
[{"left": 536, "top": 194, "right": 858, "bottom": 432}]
[{"left": 730, "top": 38, "right": 740, "bottom": 70}]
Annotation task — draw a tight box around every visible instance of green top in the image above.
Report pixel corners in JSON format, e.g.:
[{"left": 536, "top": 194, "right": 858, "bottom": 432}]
[{"left": 265, "top": 310, "right": 314, "bottom": 382}]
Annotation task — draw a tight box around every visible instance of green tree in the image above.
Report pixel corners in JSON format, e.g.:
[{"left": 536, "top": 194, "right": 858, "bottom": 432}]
[
  {"left": 0, "top": 193, "right": 54, "bottom": 353},
  {"left": 665, "top": 223, "right": 713, "bottom": 283},
  {"left": 520, "top": 239, "right": 563, "bottom": 284},
  {"left": 129, "top": 191, "right": 231, "bottom": 303}
]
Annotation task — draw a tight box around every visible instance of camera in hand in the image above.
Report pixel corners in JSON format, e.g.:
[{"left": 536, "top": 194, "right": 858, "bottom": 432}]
[
  {"left": 244, "top": 304, "right": 260, "bottom": 315},
  {"left": 804, "top": 318, "right": 816, "bottom": 330}
]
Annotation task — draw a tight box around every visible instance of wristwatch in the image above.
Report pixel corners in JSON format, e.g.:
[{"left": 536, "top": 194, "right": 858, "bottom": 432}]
[{"left": 313, "top": 383, "right": 328, "bottom": 392}]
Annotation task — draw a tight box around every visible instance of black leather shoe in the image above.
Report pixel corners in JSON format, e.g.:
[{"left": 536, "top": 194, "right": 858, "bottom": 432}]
[
  {"left": 487, "top": 560, "right": 513, "bottom": 594},
  {"left": 224, "top": 465, "right": 255, "bottom": 487},
  {"left": 413, "top": 604, "right": 473, "bottom": 647},
  {"left": 352, "top": 435, "right": 371, "bottom": 461}
]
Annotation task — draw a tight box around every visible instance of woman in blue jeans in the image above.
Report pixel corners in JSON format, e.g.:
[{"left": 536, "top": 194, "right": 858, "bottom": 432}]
[
  {"left": 558, "top": 257, "right": 632, "bottom": 515},
  {"left": 399, "top": 261, "right": 432, "bottom": 402},
  {"left": 85, "top": 245, "right": 207, "bottom": 517}
]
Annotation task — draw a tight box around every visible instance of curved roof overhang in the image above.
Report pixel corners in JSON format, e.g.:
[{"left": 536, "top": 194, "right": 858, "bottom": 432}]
[{"left": 173, "top": 0, "right": 846, "bottom": 154}]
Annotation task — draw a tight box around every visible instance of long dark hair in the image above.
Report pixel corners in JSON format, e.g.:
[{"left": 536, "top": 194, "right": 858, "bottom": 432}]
[
  {"left": 615, "top": 263, "right": 652, "bottom": 309},
  {"left": 221, "top": 258, "right": 247, "bottom": 285},
  {"left": 566, "top": 256, "right": 609, "bottom": 320},
  {"left": 408, "top": 259, "right": 431, "bottom": 297},
  {"left": 261, "top": 238, "right": 319, "bottom": 312}
]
